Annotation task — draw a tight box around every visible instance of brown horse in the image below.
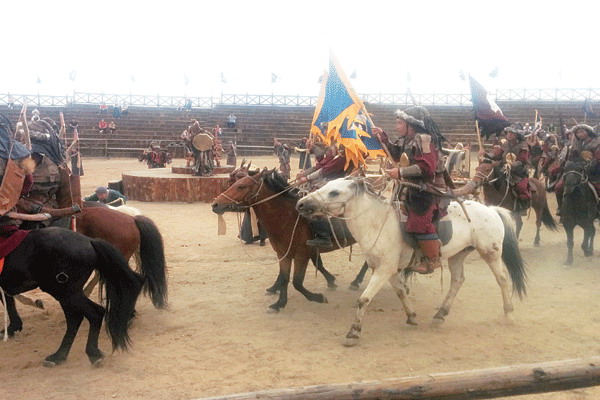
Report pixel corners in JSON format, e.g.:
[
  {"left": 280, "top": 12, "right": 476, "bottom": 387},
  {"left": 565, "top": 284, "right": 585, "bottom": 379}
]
[
  {"left": 473, "top": 161, "right": 558, "bottom": 246},
  {"left": 212, "top": 168, "right": 368, "bottom": 312}
]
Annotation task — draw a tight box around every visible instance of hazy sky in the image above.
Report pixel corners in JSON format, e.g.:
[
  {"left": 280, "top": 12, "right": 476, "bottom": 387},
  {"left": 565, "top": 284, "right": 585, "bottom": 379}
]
[{"left": 3, "top": 0, "right": 597, "bottom": 97}]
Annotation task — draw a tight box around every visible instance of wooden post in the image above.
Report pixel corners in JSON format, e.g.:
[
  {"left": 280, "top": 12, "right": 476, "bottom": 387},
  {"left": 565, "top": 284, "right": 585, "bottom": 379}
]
[{"left": 196, "top": 356, "right": 600, "bottom": 400}]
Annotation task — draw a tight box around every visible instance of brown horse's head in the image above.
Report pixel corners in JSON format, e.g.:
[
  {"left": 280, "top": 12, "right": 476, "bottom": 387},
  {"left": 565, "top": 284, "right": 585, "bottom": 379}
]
[
  {"left": 212, "top": 168, "right": 268, "bottom": 214},
  {"left": 228, "top": 159, "right": 260, "bottom": 185},
  {"left": 472, "top": 160, "right": 498, "bottom": 185}
]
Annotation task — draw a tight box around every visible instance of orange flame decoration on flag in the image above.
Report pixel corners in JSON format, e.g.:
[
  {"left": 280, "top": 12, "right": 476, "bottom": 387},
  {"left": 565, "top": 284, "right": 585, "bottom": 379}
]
[{"left": 310, "top": 52, "right": 385, "bottom": 169}]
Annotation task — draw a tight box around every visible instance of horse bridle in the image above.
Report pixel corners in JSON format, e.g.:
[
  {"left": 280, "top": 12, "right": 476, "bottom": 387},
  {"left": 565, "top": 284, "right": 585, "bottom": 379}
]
[
  {"left": 563, "top": 169, "right": 588, "bottom": 185},
  {"left": 216, "top": 173, "right": 296, "bottom": 209},
  {"left": 215, "top": 174, "right": 264, "bottom": 209}
]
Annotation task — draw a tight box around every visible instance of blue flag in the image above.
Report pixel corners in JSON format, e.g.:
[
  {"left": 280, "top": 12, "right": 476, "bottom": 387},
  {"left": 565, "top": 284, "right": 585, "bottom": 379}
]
[{"left": 310, "top": 52, "right": 384, "bottom": 168}]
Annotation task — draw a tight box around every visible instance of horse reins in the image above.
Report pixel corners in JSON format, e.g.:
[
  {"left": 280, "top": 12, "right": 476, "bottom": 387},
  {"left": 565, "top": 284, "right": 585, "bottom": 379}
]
[{"left": 218, "top": 174, "right": 302, "bottom": 264}]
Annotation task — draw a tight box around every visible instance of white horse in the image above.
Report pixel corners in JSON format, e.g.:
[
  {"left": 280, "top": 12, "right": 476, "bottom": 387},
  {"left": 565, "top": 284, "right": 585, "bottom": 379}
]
[{"left": 296, "top": 177, "right": 527, "bottom": 346}]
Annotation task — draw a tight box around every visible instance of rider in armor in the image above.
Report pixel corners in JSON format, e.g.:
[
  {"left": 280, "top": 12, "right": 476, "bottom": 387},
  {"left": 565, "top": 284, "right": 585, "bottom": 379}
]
[
  {"left": 554, "top": 124, "right": 600, "bottom": 214},
  {"left": 373, "top": 105, "right": 448, "bottom": 274},
  {"left": 296, "top": 139, "right": 350, "bottom": 248},
  {"left": 479, "top": 124, "right": 535, "bottom": 212}
]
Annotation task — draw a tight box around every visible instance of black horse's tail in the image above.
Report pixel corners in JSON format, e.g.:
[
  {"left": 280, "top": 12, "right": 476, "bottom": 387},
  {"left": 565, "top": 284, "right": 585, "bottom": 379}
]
[
  {"left": 541, "top": 203, "right": 559, "bottom": 231},
  {"left": 134, "top": 215, "right": 168, "bottom": 309},
  {"left": 91, "top": 239, "right": 144, "bottom": 351},
  {"left": 493, "top": 207, "right": 528, "bottom": 299}
]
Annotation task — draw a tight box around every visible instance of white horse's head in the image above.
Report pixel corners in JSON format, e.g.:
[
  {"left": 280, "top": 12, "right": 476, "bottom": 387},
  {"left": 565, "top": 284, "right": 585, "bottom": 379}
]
[{"left": 296, "top": 177, "right": 363, "bottom": 218}]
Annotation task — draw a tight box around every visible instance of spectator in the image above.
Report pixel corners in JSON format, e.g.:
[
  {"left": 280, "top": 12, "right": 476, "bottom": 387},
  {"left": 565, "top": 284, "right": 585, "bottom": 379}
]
[
  {"left": 121, "top": 102, "right": 129, "bottom": 116},
  {"left": 225, "top": 140, "right": 237, "bottom": 166},
  {"left": 84, "top": 186, "right": 127, "bottom": 205},
  {"left": 68, "top": 119, "right": 79, "bottom": 134},
  {"left": 112, "top": 104, "right": 122, "bottom": 119},
  {"left": 99, "top": 103, "right": 108, "bottom": 115},
  {"left": 183, "top": 99, "right": 192, "bottom": 111},
  {"left": 296, "top": 137, "right": 312, "bottom": 169},
  {"left": 108, "top": 121, "right": 117, "bottom": 135},
  {"left": 213, "top": 124, "right": 222, "bottom": 138},
  {"left": 98, "top": 119, "right": 108, "bottom": 134},
  {"left": 227, "top": 113, "right": 236, "bottom": 128},
  {"left": 7, "top": 96, "right": 15, "bottom": 109}
]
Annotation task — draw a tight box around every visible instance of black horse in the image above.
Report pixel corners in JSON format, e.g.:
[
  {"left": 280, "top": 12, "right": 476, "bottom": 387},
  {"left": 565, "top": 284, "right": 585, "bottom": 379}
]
[
  {"left": 0, "top": 227, "right": 144, "bottom": 367},
  {"left": 561, "top": 161, "right": 598, "bottom": 265}
]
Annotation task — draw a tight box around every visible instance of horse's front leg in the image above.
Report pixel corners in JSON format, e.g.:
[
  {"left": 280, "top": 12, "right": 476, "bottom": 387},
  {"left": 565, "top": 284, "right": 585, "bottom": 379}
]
[
  {"left": 344, "top": 265, "right": 392, "bottom": 347},
  {"left": 292, "top": 255, "right": 327, "bottom": 304},
  {"left": 433, "top": 249, "right": 471, "bottom": 324},
  {"left": 349, "top": 261, "right": 370, "bottom": 291},
  {"left": 267, "top": 258, "right": 292, "bottom": 313},
  {"left": 311, "top": 253, "right": 337, "bottom": 289},
  {"left": 388, "top": 272, "right": 416, "bottom": 325},
  {"left": 1, "top": 295, "right": 23, "bottom": 337},
  {"left": 565, "top": 225, "right": 575, "bottom": 265},
  {"left": 265, "top": 272, "right": 284, "bottom": 294},
  {"left": 582, "top": 224, "right": 596, "bottom": 257}
]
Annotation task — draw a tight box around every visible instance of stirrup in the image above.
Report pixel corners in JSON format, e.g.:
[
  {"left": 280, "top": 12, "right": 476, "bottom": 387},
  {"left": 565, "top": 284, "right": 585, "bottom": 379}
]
[
  {"left": 410, "top": 264, "right": 435, "bottom": 275},
  {"left": 306, "top": 238, "right": 333, "bottom": 248},
  {"left": 410, "top": 257, "right": 441, "bottom": 275}
]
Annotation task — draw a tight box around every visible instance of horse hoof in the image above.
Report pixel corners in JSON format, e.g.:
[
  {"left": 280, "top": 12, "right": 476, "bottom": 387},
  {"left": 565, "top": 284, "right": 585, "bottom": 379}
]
[
  {"left": 327, "top": 283, "right": 338, "bottom": 290},
  {"left": 343, "top": 337, "right": 360, "bottom": 347},
  {"left": 91, "top": 357, "right": 105, "bottom": 368},
  {"left": 43, "top": 360, "right": 57, "bottom": 368},
  {"left": 320, "top": 295, "right": 328, "bottom": 304},
  {"left": 430, "top": 317, "right": 445, "bottom": 328},
  {"left": 348, "top": 283, "right": 360, "bottom": 291},
  {"left": 265, "top": 290, "right": 278, "bottom": 296},
  {"left": 533, "top": 242, "right": 540, "bottom": 248},
  {"left": 266, "top": 307, "right": 280, "bottom": 314}
]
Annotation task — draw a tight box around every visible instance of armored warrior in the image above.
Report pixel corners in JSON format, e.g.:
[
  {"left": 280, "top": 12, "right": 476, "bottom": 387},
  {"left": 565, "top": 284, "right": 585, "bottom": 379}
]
[{"left": 373, "top": 106, "right": 448, "bottom": 274}]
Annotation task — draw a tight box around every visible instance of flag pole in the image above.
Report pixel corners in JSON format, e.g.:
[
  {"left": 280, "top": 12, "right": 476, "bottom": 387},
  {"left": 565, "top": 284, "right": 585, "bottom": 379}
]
[
  {"left": 475, "top": 120, "right": 483, "bottom": 153},
  {"left": 363, "top": 107, "right": 400, "bottom": 170}
]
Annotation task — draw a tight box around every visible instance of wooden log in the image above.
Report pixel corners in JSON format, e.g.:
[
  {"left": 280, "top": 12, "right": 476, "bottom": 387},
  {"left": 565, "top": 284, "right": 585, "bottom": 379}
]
[
  {"left": 196, "top": 356, "right": 600, "bottom": 400},
  {"left": 122, "top": 169, "right": 230, "bottom": 203},
  {"left": 171, "top": 165, "right": 235, "bottom": 175}
]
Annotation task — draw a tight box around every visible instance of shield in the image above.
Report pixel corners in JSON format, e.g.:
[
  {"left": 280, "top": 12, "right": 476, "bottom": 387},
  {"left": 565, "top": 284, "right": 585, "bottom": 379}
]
[{"left": 193, "top": 134, "right": 214, "bottom": 151}]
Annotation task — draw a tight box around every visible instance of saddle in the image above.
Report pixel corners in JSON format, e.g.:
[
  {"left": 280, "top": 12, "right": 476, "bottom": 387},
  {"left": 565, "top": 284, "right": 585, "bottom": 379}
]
[{"left": 394, "top": 202, "right": 453, "bottom": 249}]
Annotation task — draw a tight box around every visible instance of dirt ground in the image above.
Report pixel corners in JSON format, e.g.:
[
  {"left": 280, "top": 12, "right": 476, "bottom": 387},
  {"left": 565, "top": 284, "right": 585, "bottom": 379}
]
[{"left": 1, "top": 155, "right": 599, "bottom": 400}]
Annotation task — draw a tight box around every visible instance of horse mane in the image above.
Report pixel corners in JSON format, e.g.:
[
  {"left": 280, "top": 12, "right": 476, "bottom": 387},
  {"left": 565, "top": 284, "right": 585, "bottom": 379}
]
[{"left": 262, "top": 169, "right": 300, "bottom": 199}]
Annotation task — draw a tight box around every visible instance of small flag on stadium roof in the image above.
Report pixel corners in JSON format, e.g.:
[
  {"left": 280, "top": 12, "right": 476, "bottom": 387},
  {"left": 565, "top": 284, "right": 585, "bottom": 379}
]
[
  {"left": 271, "top": 73, "right": 278, "bottom": 83},
  {"left": 69, "top": 70, "right": 76, "bottom": 81},
  {"left": 184, "top": 74, "right": 189, "bottom": 86},
  {"left": 220, "top": 72, "right": 227, "bottom": 84},
  {"left": 310, "top": 51, "right": 385, "bottom": 168}
]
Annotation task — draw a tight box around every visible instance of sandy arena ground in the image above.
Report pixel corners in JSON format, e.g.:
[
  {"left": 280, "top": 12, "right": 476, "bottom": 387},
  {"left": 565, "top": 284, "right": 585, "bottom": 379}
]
[{"left": 1, "top": 155, "right": 599, "bottom": 400}]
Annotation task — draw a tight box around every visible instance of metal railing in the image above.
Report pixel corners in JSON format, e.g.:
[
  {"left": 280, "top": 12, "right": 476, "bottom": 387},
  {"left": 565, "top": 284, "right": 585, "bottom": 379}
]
[{"left": 2, "top": 88, "right": 599, "bottom": 109}]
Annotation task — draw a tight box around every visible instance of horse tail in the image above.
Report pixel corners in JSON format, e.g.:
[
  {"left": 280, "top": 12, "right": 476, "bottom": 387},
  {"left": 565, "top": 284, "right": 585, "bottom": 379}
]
[
  {"left": 541, "top": 203, "right": 559, "bottom": 231},
  {"left": 91, "top": 239, "right": 144, "bottom": 351},
  {"left": 493, "top": 207, "right": 528, "bottom": 299},
  {"left": 134, "top": 215, "right": 168, "bottom": 309}
]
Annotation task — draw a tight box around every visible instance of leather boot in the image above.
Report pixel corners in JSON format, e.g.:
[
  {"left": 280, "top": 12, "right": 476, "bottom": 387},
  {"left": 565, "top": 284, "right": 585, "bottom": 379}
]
[
  {"left": 306, "top": 218, "right": 333, "bottom": 248},
  {"left": 411, "top": 239, "right": 442, "bottom": 274}
]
